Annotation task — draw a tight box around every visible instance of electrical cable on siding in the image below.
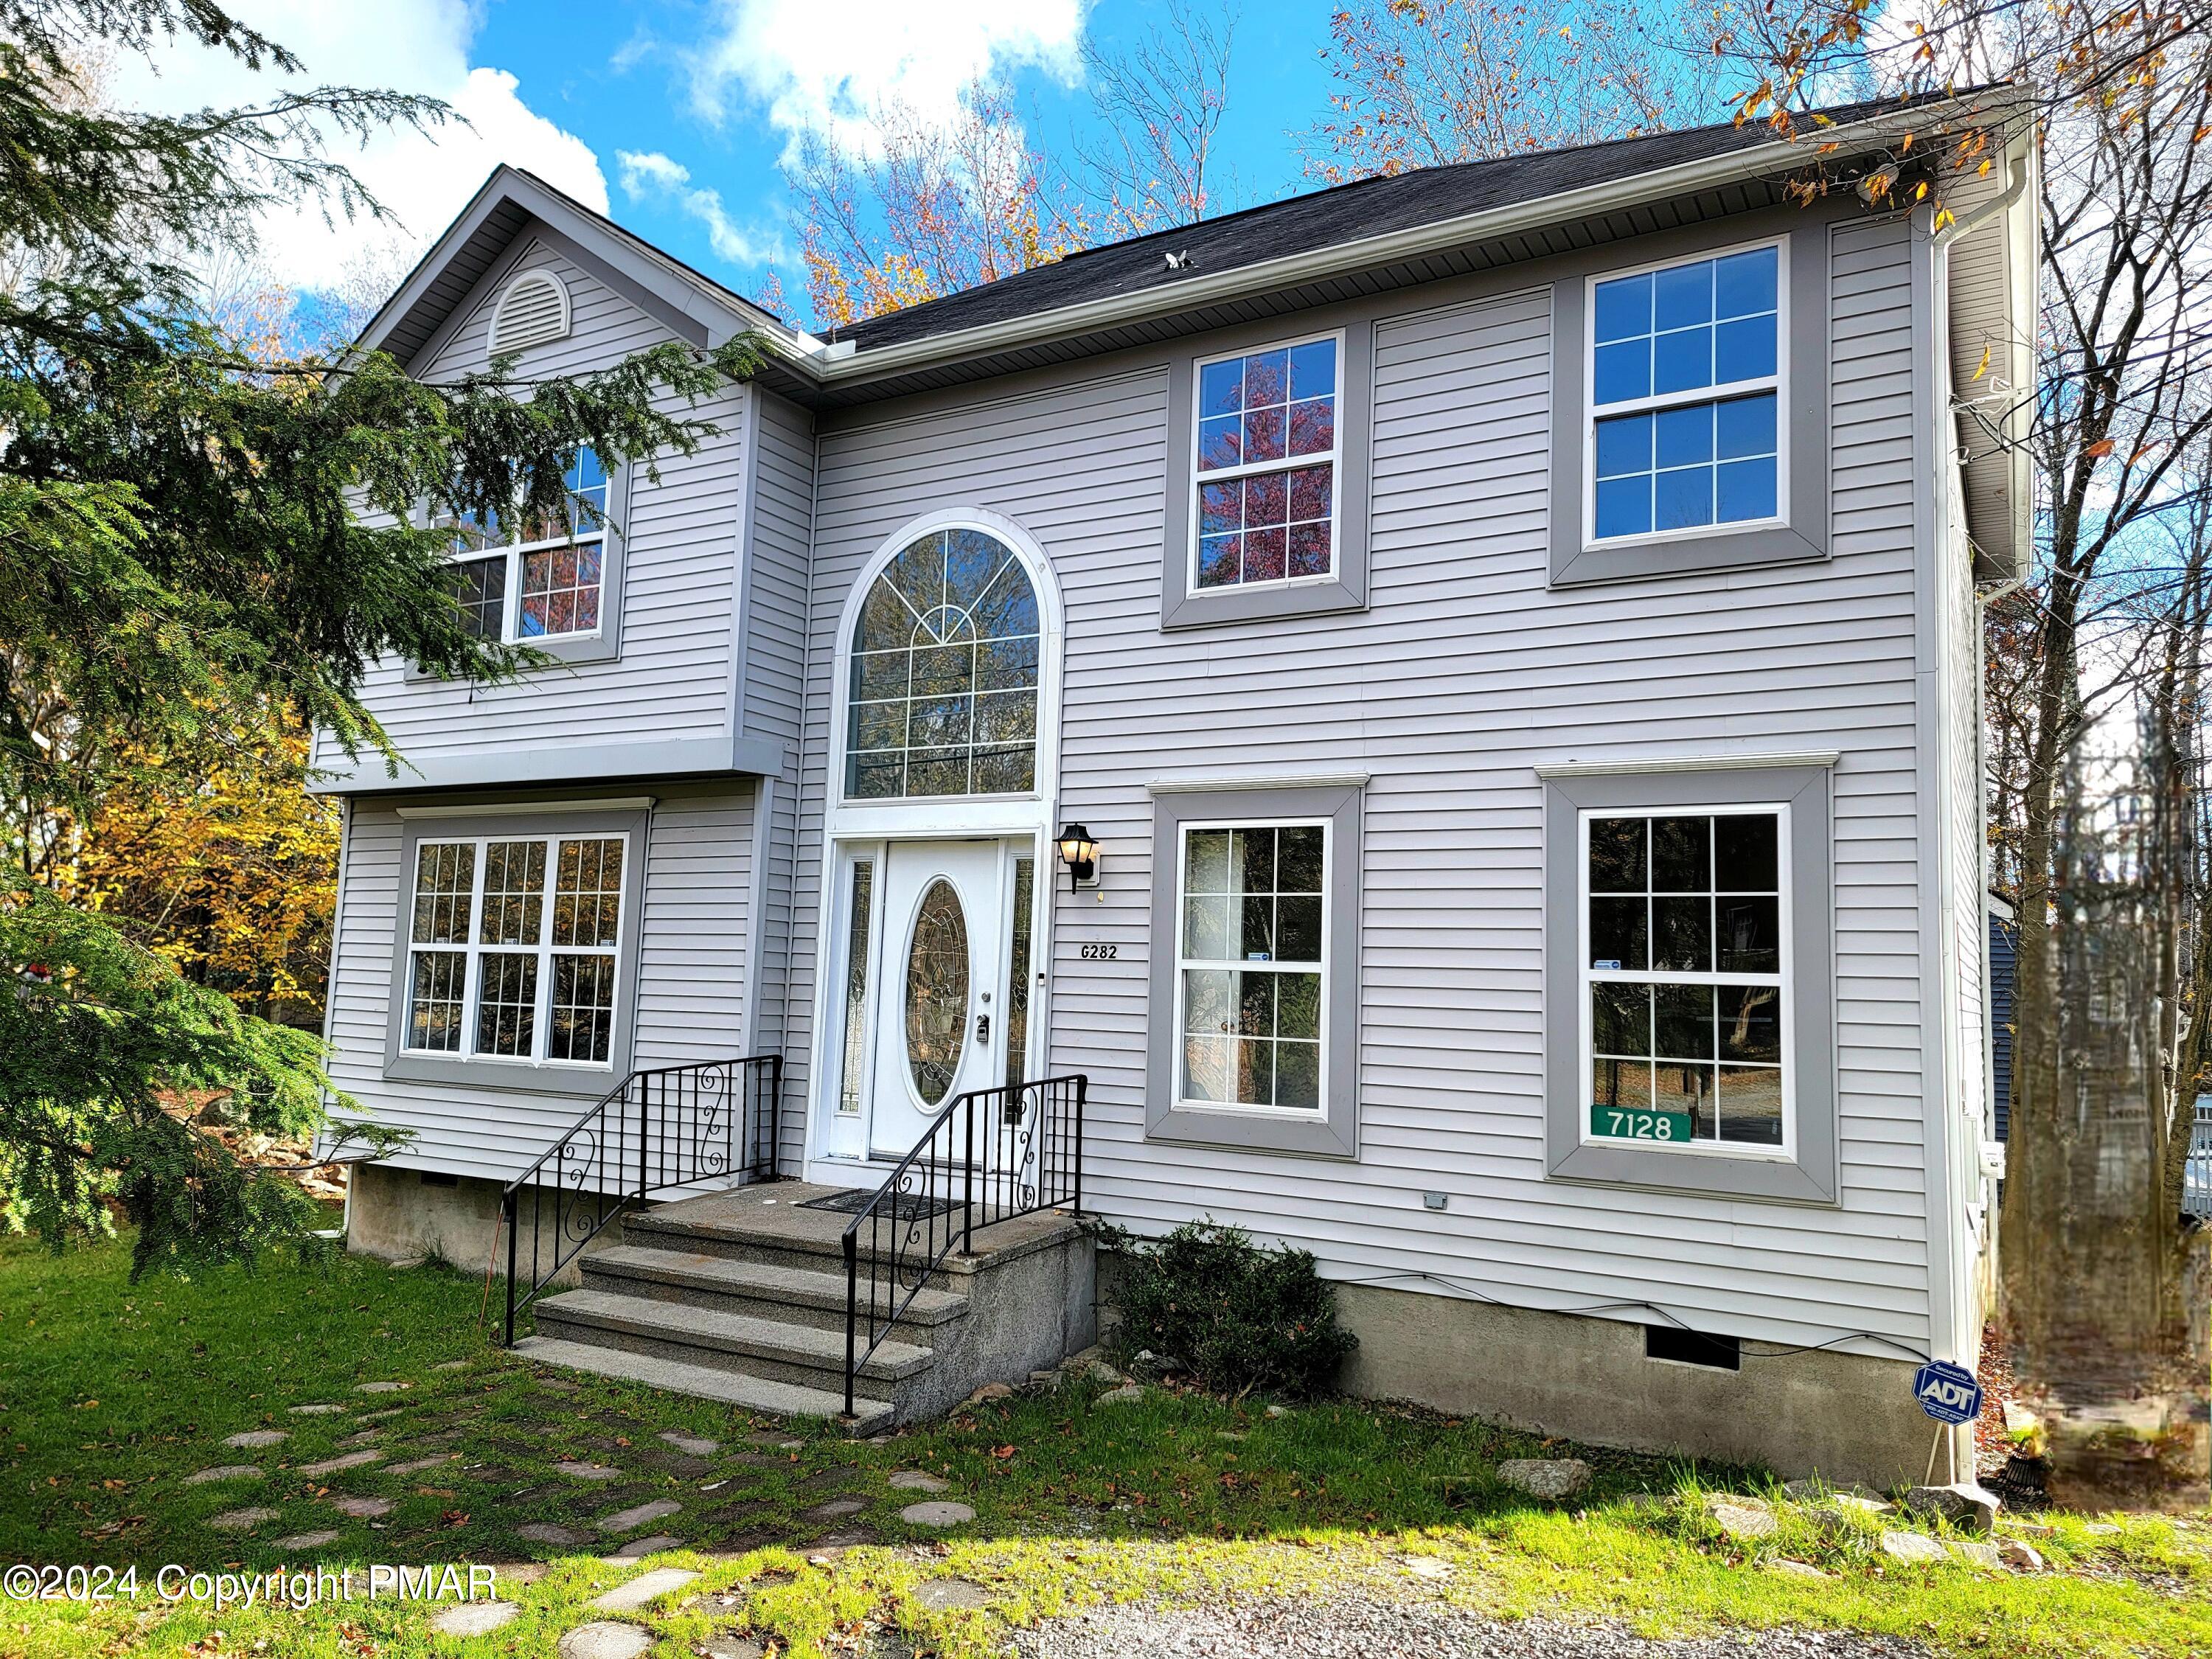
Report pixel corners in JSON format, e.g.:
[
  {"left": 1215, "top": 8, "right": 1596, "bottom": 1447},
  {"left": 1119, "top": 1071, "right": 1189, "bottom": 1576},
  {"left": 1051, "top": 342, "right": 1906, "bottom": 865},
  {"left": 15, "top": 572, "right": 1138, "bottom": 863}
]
[{"left": 1321, "top": 1267, "right": 1936, "bottom": 1366}]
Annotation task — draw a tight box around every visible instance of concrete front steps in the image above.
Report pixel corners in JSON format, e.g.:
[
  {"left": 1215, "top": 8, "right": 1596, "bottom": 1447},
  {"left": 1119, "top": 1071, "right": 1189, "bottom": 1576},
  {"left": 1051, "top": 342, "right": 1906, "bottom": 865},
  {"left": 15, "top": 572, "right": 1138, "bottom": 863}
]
[{"left": 513, "top": 1179, "right": 1094, "bottom": 1428}]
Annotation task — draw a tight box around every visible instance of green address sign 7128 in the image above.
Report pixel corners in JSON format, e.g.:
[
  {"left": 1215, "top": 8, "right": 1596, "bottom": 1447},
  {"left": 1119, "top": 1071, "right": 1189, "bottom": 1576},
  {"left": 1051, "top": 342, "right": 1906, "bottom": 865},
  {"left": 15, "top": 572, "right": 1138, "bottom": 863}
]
[{"left": 1589, "top": 1105, "right": 1694, "bottom": 1143}]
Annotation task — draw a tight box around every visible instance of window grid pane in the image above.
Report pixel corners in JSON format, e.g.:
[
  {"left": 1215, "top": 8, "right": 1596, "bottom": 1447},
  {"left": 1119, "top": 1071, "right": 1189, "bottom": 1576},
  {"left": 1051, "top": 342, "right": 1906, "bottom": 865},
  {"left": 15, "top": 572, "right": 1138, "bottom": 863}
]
[
  {"left": 518, "top": 541, "right": 603, "bottom": 638},
  {"left": 1590, "top": 247, "right": 1780, "bottom": 545},
  {"left": 1194, "top": 338, "right": 1338, "bottom": 588},
  {"left": 1586, "top": 811, "right": 1783, "bottom": 1147},
  {"left": 844, "top": 529, "right": 1041, "bottom": 801},
  {"left": 1178, "top": 823, "right": 1326, "bottom": 1111},
  {"left": 548, "top": 953, "right": 616, "bottom": 1062},
  {"left": 403, "top": 832, "right": 626, "bottom": 1069}
]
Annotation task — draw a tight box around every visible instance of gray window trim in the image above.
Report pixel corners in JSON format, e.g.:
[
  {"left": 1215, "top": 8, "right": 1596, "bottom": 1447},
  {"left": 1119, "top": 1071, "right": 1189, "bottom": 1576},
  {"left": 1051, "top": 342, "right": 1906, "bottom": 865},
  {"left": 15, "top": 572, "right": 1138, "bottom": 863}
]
[
  {"left": 1543, "top": 762, "right": 1837, "bottom": 1203},
  {"left": 1550, "top": 221, "right": 1832, "bottom": 586},
  {"left": 406, "top": 457, "right": 630, "bottom": 680},
  {"left": 1145, "top": 782, "right": 1362, "bottom": 1158},
  {"left": 1161, "top": 321, "right": 1374, "bottom": 628},
  {"left": 383, "top": 805, "right": 649, "bottom": 1097}
]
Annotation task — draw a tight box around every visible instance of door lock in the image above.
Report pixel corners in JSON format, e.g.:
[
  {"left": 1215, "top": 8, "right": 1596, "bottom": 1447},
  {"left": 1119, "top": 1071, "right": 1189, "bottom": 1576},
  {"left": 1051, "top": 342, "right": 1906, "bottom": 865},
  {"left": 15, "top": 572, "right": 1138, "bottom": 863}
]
[{"left": 975, "top": 1013, "right": 992, "bottom": 1044}]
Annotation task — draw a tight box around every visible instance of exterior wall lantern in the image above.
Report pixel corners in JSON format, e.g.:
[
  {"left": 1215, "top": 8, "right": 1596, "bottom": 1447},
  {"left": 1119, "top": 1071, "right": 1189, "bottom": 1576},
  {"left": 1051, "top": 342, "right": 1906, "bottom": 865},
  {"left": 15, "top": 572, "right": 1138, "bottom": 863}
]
[{"left": 1055, "top": 823, "right": 1099, "bottom": 892}]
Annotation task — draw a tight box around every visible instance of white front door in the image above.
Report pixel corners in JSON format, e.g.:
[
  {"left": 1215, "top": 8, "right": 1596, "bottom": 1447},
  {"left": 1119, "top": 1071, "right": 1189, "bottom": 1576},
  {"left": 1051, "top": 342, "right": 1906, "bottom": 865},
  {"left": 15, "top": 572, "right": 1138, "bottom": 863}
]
[{"left": 864, "top": 839, "right": 1008, "bottom": 1158}]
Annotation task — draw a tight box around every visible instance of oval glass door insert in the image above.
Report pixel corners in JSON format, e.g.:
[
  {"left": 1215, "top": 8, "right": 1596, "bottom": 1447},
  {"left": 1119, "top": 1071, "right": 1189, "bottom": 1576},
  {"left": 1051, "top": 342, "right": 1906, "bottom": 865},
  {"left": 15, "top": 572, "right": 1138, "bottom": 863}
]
[{"left": 904, "top": 877, "right": 970, "bottom": 1105}]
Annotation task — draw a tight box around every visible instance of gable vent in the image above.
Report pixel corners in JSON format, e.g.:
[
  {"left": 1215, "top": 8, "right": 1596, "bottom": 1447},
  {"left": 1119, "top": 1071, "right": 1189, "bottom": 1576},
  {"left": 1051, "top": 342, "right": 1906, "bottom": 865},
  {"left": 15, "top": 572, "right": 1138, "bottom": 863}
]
[{"left": 487, "top": 269, "right": 571, "bottom": 356}]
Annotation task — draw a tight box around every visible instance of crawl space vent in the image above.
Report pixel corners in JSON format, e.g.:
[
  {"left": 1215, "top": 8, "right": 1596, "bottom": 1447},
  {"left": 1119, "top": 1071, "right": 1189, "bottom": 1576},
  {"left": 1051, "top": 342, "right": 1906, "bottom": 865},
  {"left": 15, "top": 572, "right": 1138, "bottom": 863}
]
[{"left": 487, "top": 270, "right": 571, "bottom": 355}]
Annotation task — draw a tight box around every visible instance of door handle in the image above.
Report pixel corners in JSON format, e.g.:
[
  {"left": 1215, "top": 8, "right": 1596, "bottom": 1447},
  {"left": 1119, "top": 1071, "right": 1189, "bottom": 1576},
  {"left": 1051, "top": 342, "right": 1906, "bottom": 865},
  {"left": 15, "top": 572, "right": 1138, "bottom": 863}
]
[{"left": 975, "top": 1013, "right": 992, "bottom": 1044}]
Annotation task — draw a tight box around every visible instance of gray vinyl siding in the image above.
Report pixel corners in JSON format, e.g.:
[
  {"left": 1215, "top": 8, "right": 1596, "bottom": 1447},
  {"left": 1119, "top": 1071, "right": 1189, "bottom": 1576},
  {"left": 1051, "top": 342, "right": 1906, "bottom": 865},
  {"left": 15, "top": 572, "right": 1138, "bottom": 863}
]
[
  {"left": 787, "top": 212, "right": 1939, "bottom": 1352},
  {"left": 310, "top": 238, "right": 745, "bottom": 776},
  {"left": 740, "top": 392, "right": 817, "bottom": 1162},
  {"left": 324, "top": 783, "right": 757, "bottom": 1182}
]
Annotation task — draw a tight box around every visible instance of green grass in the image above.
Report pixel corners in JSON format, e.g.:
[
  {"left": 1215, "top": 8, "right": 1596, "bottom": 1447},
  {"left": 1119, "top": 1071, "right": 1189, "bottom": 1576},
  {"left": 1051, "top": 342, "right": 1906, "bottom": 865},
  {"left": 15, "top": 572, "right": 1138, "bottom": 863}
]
[{"left": 1, "top": 1233, "right": 2208, "bottom": 1659}]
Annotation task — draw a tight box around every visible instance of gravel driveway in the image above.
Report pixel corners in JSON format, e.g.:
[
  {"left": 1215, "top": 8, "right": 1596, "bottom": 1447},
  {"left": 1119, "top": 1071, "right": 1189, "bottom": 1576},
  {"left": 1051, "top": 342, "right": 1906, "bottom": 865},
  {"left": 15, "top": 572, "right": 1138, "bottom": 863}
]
[{"left": 1014, "top": 1595, "right": 1927, "bottom": 1659}]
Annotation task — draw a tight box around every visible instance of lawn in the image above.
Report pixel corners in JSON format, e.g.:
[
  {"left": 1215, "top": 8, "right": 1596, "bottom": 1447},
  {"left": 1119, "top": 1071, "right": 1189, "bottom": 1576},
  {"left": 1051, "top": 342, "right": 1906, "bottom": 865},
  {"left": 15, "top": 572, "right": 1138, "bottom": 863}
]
[{"left": 1, "top": 1233, "right": 2207, "bottom": 1658}]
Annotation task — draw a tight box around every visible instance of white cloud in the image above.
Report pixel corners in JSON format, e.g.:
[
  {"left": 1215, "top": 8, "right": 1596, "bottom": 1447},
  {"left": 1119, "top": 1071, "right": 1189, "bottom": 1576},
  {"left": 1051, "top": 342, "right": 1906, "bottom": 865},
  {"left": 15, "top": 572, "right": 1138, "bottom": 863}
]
[
  {"left": 685, "top": 0, "right": 1088, "bottom": 154},
  {"left": 616, "top": 149, "right": 783, "bottom": 268},
  {"left": 107, "top": 0, "right": 608, "bottom": 293}
]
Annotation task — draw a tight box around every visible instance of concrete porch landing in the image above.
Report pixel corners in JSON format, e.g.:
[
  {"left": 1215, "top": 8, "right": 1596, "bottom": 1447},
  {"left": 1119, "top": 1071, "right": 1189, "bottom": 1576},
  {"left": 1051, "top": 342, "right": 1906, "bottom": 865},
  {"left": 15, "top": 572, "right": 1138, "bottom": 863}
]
[{"left": 514, "top": 1181, "right": 1096, "bottom": 1430}]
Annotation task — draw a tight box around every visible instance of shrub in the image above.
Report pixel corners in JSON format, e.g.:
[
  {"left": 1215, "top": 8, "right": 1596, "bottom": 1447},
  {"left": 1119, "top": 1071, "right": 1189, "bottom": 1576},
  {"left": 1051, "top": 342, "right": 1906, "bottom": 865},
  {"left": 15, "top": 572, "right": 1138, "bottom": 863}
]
[{"left": 1105, "top": 1220, "right": 1357, "bottom": 1397}]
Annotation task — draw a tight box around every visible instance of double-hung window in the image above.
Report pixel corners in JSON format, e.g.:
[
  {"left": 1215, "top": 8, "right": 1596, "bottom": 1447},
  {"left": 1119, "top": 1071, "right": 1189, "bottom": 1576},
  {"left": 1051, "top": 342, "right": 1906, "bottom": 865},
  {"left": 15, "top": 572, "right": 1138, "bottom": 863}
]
[
  {"left": 1175, "top": 821, "right": 1329, "bottom": 1112},
  {"left": 1581, "top": 807, "right": 1787, "bottom": 1151},
  {"left": 1192, "top": 333, "right": 1340, "bottom": 591},
  {"left": 1587, "top": 244, "right": 1784, "bottom": 544},
  {"left": 403, "top": 832, "right": 627, "bottom": 1068},
  {"left": 442, "top": 448, "right": 611, "bottom": 641}
]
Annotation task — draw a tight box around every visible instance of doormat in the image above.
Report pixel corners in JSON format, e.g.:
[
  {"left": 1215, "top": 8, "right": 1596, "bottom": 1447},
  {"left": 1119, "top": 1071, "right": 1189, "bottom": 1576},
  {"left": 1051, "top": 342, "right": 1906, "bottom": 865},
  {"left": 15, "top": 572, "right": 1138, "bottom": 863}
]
[{"left": 799, "top": 1188, "right": 961, "bottom": 1222}]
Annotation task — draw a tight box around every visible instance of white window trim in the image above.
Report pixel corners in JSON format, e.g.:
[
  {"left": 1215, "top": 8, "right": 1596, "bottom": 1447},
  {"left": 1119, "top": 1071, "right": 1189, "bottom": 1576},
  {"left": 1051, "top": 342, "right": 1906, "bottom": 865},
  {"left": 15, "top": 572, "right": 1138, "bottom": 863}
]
[
  {"left": 1575, "top": 801, "right": 1796, "bottom": 1161},
  {"left": 1187, "top": 327, "right": 1347, "bottom": 597},
  {"left": 440, "top": 452, "right": 612, "bottom": 646},
  {"left": 400, "top": 830, "right": 630, "bottom": 1072},
  {"left": 1171, "top": 815, "right": 1334, "bottom": 1119},
  {"left": 1581, "top": 235, "right": 1790, "bottom": 554}
]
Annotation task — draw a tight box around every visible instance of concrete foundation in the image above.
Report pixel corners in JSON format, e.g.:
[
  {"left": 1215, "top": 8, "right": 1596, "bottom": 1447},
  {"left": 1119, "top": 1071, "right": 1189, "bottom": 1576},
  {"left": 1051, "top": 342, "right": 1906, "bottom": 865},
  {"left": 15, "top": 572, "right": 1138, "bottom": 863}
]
[
  {"left": 1331, "top": 1279, "right": 1938, "bottom": 1489},
  {"left": 346, "top": 1161, "right": 627, "bottom": 1287}
]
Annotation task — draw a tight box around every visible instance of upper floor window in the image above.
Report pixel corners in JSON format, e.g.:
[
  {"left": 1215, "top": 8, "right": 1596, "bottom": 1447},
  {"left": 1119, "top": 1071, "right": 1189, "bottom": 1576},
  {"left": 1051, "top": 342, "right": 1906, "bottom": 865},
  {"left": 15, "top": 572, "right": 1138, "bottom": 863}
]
[
  {"left": 1192, "top": 333, "right": 1340, "bottom": 591},
  {"left": 846, "top": 527, "right": 1040, "bottom": 800},
  {"left": 442, "top": 448, "right": 610, "bottom": 643},
  {"left": 1588, "top": 246, "right": 1782, "bottom": 543}
]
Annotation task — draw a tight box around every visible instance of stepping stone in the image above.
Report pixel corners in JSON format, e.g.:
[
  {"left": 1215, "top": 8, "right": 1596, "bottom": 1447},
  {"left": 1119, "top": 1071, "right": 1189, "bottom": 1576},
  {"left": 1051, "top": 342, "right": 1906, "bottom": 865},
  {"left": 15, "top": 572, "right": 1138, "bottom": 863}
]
[
  {"left": 599, "top": 1498, "right": 682, "bottom": 1534},
  {"left": 388, "top": 1455, "right": 459, "bottom": 1476},
  {"left": 703, "top": 1639, "right": 765, "bottom": 1659},
  {"left": 223, "top": 1430, "right": 289, "bottom": 1450},
  {"left": 1094, "top": 1385, "right": 1144, "bottom": 1406},
  {"left": 289, "top": 1403, "right": 345, "bottom": 1416},
  {"left": 659, "top": 1431, "right": 719, "bottom": 1456},
  {"left": 332, "top": 1495, "right": 394, "bottom": 1518},
  {"left": 517, "top": 1522, "right": 594, "bottom": 1547},
  {"left": 207, "top": 1507, "right": 278, "bottom": 1531},
  {"left": 300, "top": 1450, "right": 384, "bottom": 1478},
  {"left": 554, "top": 1461, "right": 622, "bottom": 1481},
  {"left": 889, "top": 1471, "right": 950, "bottom": 1493},
  {"left": 431, "top": 1601, "right": 518, "bottom": 1636},
  {"left": 494, "top": 1562, "right": 552, "bottom": 1586},
  {"left": 339, "top": 1430, "right": 383, "bottom": 1447},
  {"left": 591, "top": 1565, "right": 698, "bottom": 1612},
  {"left": 1879, "top": 1530, "right": 1948, "bottom": 1564},
  {"left": 915, "top": 1579, "right": 990, "bottom": 1610},
  {"left": 804, "top": 1498, "right": 866, "bottom": 1522},
  {"left": 1497, "top": 1458, "right": 1593, "bottom": 1502},
  {"left": 609, "top": 1533, "right": 684, "bottom": 1559},
  {"left": 558, "top": 1624, "right": 651, "bottom": 1659},
  {"left": 358, "top": 1408, "right": 407, "bottom": 1424},
  {"left": 434, "top": 1360, "right": 471, "bottom": 1371},
  {"left": 274, "top": 1530, "right": 341, "bottom": 1551},
  {"left": 899, "top": 1500, "right": 975, "bottom": 1527},
  {"left": 184, "top": 1465, "right": 263, "bottom": 1485},
  {"left": 355, "top": 1380, "right": 409, "bottom": 1394}
]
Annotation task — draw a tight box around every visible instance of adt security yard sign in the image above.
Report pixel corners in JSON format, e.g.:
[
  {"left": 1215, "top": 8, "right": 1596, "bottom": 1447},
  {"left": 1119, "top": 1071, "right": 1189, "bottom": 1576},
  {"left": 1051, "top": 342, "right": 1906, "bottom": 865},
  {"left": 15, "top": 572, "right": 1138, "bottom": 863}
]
[{"left": 1913, "top": 1360, "right": 1983, "bottom": 1425}]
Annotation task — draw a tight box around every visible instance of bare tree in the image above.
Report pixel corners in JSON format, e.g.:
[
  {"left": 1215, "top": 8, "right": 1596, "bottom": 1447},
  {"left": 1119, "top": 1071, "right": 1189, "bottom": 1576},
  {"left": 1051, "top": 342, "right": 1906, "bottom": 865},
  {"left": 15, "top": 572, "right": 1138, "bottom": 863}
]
[
  {"left": 1076, "top": 0, "right": 1238, "bottom": 224},
  {"left": 787, "top": 80, "right": 1109, "bottom": 330},
  {"left": 1305, "top": 0, "right": 1740, "bottom": 181}
]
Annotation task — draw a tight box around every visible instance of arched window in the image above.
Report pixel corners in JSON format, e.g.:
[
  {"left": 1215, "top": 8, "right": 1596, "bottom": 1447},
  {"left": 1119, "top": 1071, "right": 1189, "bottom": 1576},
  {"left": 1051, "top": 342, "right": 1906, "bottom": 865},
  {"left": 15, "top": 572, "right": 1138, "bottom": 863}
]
[{"left": 846, "top": 527, "right": 1040, "bottom": 799}]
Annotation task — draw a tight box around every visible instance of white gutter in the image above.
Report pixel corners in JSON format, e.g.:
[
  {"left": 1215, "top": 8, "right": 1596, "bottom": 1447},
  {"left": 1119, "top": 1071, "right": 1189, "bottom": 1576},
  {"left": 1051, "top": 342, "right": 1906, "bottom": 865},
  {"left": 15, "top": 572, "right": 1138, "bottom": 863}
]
[{"left": 763, "top": 93, "right": 2028, "bottom": 390}]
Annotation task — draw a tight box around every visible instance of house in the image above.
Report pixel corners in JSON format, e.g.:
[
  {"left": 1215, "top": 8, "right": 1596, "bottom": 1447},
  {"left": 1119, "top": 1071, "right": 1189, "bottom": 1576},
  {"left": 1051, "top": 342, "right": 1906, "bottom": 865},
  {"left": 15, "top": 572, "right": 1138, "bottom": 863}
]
[{"left": 316, "top": 91, "right": 2037, "bottom": 1483}]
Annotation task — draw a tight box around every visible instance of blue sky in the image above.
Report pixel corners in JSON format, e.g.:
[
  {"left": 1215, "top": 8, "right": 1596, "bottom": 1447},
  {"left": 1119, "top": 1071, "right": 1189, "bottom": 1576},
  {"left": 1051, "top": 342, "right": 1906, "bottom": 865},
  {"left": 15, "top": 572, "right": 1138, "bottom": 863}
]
[{"left": 116, "top": 1, "right": 1353, "bottom": 330}]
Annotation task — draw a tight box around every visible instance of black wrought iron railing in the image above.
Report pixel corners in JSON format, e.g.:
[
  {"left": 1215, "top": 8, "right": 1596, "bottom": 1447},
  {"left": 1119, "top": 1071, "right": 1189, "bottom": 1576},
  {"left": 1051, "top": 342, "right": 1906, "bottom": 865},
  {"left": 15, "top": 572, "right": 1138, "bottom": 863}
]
[
  {"left": 501, "top": 1054, "right": 782, "bottom": 1344},
  {"left": 841, "top": 1073, "right": 1085, "bottom": 1416}
]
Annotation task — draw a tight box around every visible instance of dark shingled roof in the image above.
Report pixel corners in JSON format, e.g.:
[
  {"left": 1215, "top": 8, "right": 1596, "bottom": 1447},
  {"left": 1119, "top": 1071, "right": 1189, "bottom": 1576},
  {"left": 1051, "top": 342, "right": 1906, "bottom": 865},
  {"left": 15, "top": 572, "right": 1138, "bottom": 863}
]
[{"left": 836, "top": 95, "right": 1959, "bottom": 353}]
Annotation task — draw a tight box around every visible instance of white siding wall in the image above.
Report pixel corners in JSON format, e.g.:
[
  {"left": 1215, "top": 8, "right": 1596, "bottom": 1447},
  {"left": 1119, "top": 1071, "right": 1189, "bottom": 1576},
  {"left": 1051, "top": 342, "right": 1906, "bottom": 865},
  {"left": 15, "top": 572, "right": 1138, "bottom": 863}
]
[
  {"left": 788, "top": 216, "right": 1939, "bottom": 1353},
  {"left": 324, "top": 783, "right": 757, "bottom": 1181},
  {"left": 311, "top": 239, "right": 745, "bottom": 773}
]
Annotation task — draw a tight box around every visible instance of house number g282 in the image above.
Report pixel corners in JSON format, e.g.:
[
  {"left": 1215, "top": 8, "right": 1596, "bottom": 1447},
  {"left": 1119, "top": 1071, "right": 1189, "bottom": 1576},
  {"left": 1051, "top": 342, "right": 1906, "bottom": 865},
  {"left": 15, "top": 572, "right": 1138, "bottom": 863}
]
[{"left": 1079, "top": 943, "right": 1119, "bottom": 960}]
